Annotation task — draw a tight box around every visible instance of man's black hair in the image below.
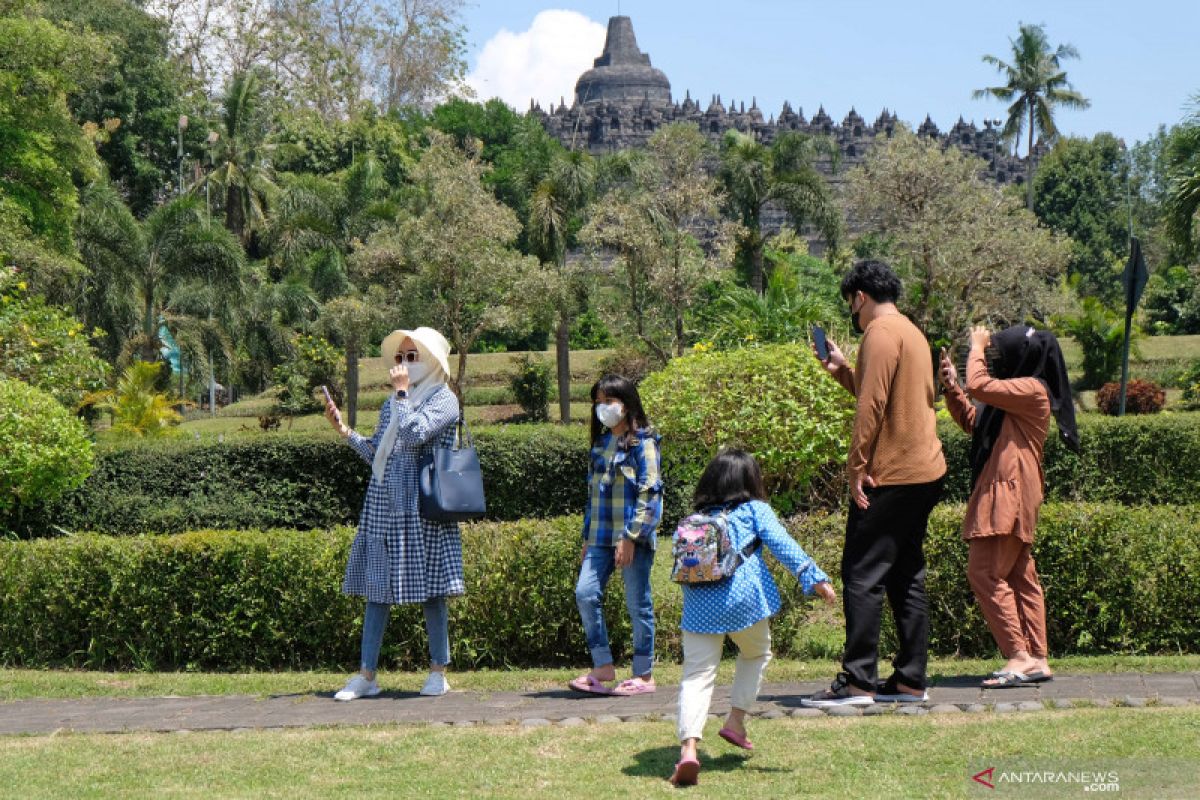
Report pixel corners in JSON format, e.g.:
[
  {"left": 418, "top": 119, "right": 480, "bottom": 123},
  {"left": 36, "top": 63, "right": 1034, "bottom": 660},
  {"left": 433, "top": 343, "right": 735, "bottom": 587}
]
[{"left": 840, "top": 259, "right": 902, "bottom": 304}]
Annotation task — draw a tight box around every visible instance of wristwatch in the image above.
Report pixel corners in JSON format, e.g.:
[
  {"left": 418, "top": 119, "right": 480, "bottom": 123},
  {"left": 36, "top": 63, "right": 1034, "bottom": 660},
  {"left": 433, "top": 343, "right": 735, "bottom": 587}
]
[{"left": 395, "top": 389, "right": 408, "bottom": 399}]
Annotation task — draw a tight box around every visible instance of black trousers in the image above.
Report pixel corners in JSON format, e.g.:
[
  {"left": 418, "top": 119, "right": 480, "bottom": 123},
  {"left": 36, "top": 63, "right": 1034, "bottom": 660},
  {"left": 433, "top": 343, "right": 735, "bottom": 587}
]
[{"left": 840, "top": 477, "right": 945, "bottom": 691}]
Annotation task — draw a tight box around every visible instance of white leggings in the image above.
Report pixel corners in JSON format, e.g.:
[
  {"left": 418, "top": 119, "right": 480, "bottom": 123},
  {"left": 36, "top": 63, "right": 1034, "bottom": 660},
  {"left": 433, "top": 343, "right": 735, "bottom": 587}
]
[{"left": 677, "top": 619, "right": 772, "bottom": 742}]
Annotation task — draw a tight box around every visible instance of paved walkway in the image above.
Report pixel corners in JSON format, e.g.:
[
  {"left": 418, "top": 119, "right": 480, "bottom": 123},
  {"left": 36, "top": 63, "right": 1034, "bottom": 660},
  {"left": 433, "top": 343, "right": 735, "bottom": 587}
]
[{"left": 2, "top": 673, "right": 1197, "bottom": 735}]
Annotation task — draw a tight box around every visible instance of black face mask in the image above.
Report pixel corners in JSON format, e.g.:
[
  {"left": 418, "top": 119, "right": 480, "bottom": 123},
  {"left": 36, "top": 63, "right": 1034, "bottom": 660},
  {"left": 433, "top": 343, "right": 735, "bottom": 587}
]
[{"left": 848, "top": 296, "right": 864, "bottom": 335}]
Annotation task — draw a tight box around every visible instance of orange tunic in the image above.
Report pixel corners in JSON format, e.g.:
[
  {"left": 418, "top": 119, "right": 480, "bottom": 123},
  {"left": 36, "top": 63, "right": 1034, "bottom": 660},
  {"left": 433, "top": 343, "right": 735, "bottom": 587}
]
[{"left": 944, "top": 347, "right": 1051, "bottom": 542}]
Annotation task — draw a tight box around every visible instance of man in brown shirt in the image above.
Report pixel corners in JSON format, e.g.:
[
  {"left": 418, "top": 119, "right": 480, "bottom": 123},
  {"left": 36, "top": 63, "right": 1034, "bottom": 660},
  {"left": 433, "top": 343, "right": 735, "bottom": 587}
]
[{"left": 804, "top": 260, "right": 946, "bottom": 708}]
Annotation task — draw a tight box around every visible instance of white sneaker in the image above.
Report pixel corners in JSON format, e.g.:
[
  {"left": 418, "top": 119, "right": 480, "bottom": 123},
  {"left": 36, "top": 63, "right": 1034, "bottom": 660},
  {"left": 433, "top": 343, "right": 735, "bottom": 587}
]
[
  {"left": 334, "top": 674, "right": 381, "bottom": 701},
  {"left": 420, "top": 671, "right": 450, "bottom": 696}
]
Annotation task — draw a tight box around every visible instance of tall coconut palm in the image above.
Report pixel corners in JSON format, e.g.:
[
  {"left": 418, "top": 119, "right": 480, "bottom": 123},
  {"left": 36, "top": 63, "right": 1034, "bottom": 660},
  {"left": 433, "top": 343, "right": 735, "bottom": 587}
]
[
  {"left": 719, "top": 130, "right": 841, "bottom": 293},
  {"left": 198, "top": 69, "right": 277, "bottom": 249},
  {"left": 75, "top": 182, "right": 143, "bottom": 364},
  {"left": 528, "top": 148, "right": 595, "bottom": 423},
  {"left": 974, "top": 23, "right": 1091, "bottom": 209}
]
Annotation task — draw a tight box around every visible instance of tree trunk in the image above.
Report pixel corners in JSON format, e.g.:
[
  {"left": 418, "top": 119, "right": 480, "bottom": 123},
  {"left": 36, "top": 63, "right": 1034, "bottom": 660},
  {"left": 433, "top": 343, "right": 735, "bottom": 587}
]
[
  {"left": 1026, "top": 102, "right": 1036, "bottom": 211},
  {"left": 555, "top": 313, "right": 571, "bottom": 424},
  {"left": 345, "top": 342, "right": 359, "bottom": 429},
  {"left": 453, "top": 350, "right": 467, "bottom": 407},
  {"left": 749, "top": 235, "right": 765, "bottom": 295}
]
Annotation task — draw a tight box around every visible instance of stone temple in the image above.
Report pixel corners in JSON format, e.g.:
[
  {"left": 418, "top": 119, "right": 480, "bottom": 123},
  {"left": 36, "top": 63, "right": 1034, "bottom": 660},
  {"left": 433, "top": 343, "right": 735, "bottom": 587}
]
[{"left": 534, "top": 15, "right": 1036, "bottom": 186}]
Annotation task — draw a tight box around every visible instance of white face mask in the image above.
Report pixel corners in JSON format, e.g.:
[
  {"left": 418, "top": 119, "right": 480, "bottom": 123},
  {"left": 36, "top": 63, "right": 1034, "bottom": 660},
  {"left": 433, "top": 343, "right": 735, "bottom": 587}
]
[
  {"left": 406, "top": 361, "right": 429, "bottom": 384},
  {"left": 595, "top": 401, "right": 625, "bottom": 429}
]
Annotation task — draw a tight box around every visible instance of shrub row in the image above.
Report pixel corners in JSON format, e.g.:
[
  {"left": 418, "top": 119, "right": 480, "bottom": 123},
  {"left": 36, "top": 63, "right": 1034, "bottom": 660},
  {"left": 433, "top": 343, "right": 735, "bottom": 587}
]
[
  {"left": 10, "top": 412, "right": 1200, "bottom": 537},
  {"left": 9, "top": 427, "right": 590, "bottom": 537},
  {"left": 1, "top": 503, "right": 1195, "bottom": 670}
]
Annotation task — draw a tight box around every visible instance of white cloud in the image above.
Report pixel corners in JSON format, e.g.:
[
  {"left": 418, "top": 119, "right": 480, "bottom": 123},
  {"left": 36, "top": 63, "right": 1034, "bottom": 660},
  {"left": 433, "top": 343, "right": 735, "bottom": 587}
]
[{"left": 466, "top": 10, "right": 606, "bottom": 111}]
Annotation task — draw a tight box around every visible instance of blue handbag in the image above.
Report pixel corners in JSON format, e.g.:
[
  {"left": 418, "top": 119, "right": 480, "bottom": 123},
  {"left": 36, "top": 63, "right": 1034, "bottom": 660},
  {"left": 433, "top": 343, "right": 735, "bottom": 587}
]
[{"left": 418, "top": 416, "right": 486, "bottom": 522}]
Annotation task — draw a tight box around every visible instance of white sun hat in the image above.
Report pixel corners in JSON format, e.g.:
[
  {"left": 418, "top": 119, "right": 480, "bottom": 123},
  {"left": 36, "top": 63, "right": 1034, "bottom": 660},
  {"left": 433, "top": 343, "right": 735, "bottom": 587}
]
[{"left": 380, "top": 327, "right": 452, "bottom": 378}]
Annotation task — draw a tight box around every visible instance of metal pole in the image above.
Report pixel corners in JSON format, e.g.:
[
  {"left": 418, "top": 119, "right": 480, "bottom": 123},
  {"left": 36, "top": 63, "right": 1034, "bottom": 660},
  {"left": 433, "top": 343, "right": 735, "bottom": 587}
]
[{"left": 1118, "top": 148, "right": 1135, "bottom": 417}]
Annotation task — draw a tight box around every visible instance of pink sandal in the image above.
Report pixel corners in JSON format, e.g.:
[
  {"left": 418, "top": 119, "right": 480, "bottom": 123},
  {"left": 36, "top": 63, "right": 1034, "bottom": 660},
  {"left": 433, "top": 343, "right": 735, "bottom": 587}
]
[
  {"left": 612, "top": 677, "right": 657, "bottom": 696},
  {"left": 718, "top": 726, "right": 753, "bottom": 751},
  {"left": 568, "top": 674, "right": 613, "bottom": 695},
  {"left": 669, "top": 758, "right": 700, "bottom": 786}
]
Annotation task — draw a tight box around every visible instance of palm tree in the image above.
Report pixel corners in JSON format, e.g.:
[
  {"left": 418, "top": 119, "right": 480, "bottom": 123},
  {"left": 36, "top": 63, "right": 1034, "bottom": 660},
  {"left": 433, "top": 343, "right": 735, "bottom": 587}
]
[
  {"left": 974, "top": 23, "right": 1091, "bottom": 209},
  {"left": 75, "top": 189, "right": 246, "bottom": 369},
  {"left": 528, "top": 149, "right": 596, "bottom": 423},
  {"left": 719, "top": 130, "right": 841, "bottom": 293},
  {"left": 269, "top": 153, "right": 396, "bottom": 426},
  {"left": 198, "top": 69, "right": 277, "bottom": 248},
  {"left": 1164, "top": 100, "right": 1200, "bottom": 260},
  {"left": 80, "top": 361, "right": 183, "bottom": 436}
]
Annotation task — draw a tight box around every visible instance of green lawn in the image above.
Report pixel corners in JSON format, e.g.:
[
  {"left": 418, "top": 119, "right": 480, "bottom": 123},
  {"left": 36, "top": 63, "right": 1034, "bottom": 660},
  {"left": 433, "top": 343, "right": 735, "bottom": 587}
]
[
  {"left": 4, "top": 655, "right": 1198, "bottom": 701},
  {"left": 1, "top": 709, "right": 1196, "bottom": 798}
]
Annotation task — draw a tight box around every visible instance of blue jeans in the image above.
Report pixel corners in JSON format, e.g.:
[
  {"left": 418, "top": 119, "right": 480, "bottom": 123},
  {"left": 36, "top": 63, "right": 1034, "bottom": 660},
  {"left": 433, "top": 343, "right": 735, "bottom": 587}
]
[
  {"left": 360, "top": 598, "right": 450, "bottom": 672},
  {"left": 575, "top": 544, "right": 656, "bottom": 677}
]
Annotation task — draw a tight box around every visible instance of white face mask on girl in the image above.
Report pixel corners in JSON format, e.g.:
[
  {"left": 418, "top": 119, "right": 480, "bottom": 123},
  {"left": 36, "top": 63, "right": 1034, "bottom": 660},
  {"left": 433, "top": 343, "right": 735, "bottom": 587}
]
[{"left": 595, "top": 401, "right": 625, "bottom": 429}]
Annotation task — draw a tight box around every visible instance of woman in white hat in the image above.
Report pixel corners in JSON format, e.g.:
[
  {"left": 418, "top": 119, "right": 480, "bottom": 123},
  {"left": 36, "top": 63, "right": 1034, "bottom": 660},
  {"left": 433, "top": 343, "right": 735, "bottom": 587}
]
[{"left": 324, "top": 327, "right": 464, "bottom": 699}]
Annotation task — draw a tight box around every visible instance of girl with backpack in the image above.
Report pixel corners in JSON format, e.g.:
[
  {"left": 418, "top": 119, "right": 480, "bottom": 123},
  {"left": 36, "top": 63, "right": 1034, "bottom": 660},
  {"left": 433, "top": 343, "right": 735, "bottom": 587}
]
[
  {"left": 668, "top": 449, "right": 837, "bottom": 787},
  {"left": 569, "top": 375, "right": 664, "bottom": 697}
]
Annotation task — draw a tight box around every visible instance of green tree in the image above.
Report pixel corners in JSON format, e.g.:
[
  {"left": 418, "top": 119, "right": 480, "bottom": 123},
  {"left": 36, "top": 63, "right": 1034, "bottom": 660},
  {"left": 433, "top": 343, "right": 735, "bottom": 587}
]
[
  {"left": 354, "top": 131, "right": 539, "bottom": 395},
  {"left": 198, "top": 69, "right": 277, "bottom": 248},
  {"left": 846, "top": 129, "right": 1070, "bottom": 346},
  {"left": 1032, "top": 134, "right": 1130, "bottom": 302},
  {"left": 581, "top": 123, "right": 736, "bottom": 362},
  {"left": 718, "top": 129, "right": 840, "bottom": 293},
  {"left": 77, "top": 193, "right": 245, "bottom": 364},
  {"left": 268, "top": 153, "right": 397, "bottom": 425},
  {"left": 45, "top": 0, "right": 201, "bottom": 215},
  {"left": 1164, "top": 102, "right": 1200, "bottom": 261},
  {"left": 528, "top": 148, "right": 595, "bottom": 423},
  {"left": 0, "top": 266, "right": 109, "bottom": 408},
  {"left": 974, "top": 22, "right": 1090, "bottom": 209},
  {"left": 0, "top": 2, "right": 106, "bottom": 298}
]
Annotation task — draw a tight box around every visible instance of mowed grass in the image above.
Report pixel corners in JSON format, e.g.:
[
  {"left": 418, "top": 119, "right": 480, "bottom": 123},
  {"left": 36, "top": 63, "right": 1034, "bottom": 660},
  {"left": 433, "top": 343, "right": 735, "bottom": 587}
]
[
  {"left": 4, "top": 655, "right": 1199, "bottom": 701},
  {"left": 1, "top": 709, "right": 1197, "bottom": 799}
]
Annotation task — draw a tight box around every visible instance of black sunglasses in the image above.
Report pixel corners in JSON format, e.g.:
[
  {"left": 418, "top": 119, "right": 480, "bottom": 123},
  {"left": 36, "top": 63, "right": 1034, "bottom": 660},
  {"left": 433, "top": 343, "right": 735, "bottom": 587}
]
[{"left": 393, "top": 350, "right": 420, "bottom": 364}]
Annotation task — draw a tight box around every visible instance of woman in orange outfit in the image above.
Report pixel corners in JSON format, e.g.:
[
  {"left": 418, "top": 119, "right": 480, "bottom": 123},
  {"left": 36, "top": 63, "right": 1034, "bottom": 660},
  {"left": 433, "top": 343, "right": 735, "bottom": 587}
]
[{"left": 941, "top": 324, "right": 1079, "bottom": 688}]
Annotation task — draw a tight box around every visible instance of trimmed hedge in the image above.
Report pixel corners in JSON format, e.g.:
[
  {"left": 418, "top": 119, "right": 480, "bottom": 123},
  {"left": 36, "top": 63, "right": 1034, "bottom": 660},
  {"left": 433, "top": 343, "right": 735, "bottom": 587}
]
[
  {"left": 937, "top": 413, "right": 1200, "bottom": 505},
  {"left": 1, "top": 504, "right": 1196, "bottom": 670},
  {"left": 11, "top": 427, "right": 590, "bottom": 537},
  {"left": 10, "top": 413, "right": 1200, "bottom": 537}
]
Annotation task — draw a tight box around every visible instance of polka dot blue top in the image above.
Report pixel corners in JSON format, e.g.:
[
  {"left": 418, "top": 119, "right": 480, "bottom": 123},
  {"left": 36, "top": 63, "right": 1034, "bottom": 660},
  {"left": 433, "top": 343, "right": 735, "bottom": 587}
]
[{"left": 680, "top": 500, "right": 830, "bottom": 635}]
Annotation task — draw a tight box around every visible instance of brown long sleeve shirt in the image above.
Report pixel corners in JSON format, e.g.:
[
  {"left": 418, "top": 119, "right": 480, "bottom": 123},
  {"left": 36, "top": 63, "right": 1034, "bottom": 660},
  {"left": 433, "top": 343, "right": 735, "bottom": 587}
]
[
  {"left": 943, "top": 346, "right": 1051, "bottom": 542},
  {"left": 832, "top": 313, "right": 946, "bottom": 487}
]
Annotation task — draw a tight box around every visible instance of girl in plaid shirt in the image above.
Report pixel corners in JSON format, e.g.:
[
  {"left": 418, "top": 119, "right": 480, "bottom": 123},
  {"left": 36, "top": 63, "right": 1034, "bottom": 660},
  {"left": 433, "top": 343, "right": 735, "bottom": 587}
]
[{"left": 569, "top": 375, "right": 663, "bottom": 697}]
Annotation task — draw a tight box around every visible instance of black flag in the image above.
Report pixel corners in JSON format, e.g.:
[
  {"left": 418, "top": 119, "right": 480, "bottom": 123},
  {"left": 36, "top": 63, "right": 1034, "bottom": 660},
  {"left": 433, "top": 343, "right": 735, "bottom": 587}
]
[{"left": 1121, "top": 236, "right": 1149, "bottom": 319}]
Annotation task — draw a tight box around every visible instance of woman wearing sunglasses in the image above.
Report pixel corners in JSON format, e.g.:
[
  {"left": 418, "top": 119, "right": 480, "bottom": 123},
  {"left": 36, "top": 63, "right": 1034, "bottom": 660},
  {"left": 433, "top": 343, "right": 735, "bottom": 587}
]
[{"left": 324, "top": 327, "right": 464, "bottom": 699}]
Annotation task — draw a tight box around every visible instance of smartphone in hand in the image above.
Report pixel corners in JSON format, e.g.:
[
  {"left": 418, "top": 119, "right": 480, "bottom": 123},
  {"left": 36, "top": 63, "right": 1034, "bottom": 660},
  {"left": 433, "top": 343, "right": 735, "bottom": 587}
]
[
  {"left": 320, "top": 385, "right": 333, "bottom": 406},
  {"left": 811, "top": 324, "right": 830, "bottom": 361}
]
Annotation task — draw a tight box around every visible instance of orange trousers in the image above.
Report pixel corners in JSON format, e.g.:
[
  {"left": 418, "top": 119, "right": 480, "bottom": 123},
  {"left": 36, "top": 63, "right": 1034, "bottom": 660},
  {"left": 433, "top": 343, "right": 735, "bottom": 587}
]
[{"left": 966, "top": 536, "right": 1048, "bottom": 659}]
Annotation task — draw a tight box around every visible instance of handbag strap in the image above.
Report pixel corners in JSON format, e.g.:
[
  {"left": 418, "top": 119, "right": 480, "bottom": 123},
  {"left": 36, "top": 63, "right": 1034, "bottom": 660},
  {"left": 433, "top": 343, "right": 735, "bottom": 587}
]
[{"left": 453, "top": 414, "right": 474, "bottom": 450}]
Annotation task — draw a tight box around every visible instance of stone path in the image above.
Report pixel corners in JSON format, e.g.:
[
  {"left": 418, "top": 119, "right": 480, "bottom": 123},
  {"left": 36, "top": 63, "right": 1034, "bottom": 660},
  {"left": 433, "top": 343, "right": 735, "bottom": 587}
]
[{"left": 1, "top": 673, "right": 1196, "bottom": 735}]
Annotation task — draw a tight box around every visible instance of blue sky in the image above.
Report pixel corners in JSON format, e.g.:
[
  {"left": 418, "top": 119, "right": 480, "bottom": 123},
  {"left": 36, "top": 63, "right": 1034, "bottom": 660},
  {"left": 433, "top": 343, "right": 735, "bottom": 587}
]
[{"left": 462, "top": 1, "right": 1199, "bottom": 147}]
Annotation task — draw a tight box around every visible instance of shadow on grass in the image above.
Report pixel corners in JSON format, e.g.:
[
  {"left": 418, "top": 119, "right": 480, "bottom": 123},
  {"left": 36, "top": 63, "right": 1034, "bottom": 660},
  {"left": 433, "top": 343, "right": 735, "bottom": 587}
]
[{"left": 623, "top": 746, "right": 788, "bottom": 781}]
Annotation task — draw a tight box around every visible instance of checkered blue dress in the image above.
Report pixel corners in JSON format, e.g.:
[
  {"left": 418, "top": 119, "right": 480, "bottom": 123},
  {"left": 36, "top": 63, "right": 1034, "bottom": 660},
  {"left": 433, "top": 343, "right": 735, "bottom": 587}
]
[{"left": 342, "top": 386, "right": 465, "bottom": 605}]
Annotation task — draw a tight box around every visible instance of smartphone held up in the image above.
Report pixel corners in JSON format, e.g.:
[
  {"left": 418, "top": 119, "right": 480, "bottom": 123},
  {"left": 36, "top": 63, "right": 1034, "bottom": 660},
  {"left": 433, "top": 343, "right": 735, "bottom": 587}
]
[{"left": 811, "top": 324, "right": 830, "bottom": 361}]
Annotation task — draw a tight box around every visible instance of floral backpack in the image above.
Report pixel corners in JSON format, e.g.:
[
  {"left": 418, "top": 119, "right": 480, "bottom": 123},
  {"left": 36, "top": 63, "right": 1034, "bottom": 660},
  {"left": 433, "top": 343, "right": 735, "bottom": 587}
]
[{"left": 670, "top": 508, "right": 760, "bottom": 585}]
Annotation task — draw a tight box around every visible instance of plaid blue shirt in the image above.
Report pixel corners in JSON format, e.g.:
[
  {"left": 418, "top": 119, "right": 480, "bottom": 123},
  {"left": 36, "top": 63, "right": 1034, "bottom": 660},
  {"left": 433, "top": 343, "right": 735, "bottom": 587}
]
[{"left": 582, "top": 428, "right": 663, "bottom": 549}]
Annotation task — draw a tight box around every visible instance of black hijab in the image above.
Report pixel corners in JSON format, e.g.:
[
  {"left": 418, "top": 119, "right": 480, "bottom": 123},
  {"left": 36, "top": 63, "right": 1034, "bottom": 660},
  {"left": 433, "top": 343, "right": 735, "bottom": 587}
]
[{"left": 968, "top": 325, "right": 1081, "bottom": 490}]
